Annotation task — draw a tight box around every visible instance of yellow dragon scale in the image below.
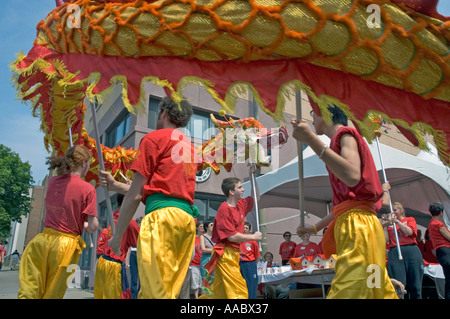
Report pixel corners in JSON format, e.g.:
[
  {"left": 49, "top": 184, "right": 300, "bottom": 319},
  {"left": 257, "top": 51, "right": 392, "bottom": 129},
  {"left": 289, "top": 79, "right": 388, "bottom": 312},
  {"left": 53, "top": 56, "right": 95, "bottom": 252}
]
[{"left": 36, "top": 0, "right": 450, "bottom": 101}]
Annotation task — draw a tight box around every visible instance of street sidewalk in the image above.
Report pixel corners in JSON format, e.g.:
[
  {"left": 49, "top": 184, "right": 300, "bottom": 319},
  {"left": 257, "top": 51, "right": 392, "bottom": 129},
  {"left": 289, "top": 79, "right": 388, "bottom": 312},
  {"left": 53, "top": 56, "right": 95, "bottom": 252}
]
[{"left": 0, "top": 268, "right": 94, "bottom": 299}]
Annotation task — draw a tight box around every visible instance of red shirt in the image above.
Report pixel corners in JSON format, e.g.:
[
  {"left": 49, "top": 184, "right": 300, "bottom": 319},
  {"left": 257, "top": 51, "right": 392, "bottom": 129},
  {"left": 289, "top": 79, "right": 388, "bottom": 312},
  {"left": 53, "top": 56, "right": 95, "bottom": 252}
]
[
  {"left": 212, "top": 197, "right": 254, "bottom": 251},
  {"left": 44, "top": 174, "right": 97, "bottom": 235},
  {"left": 190, "top": 236, "right": 202, "bottom": 266},
  {"left": 102, "top": 211, "right": 140, "bottom": 262},
  {"left": 279, "top": 241, "right": 297, "bottom": 261},
  {"left": 97, "top": 228, "right": 109, "bottom": 255},
  {"left": 423, "top": 240, "right": 439, "bottom": 263},
  {"left": 131, "top": 128, "right": 198, "bottom": 205},
  {"left": 240, "top": 241, "right": 260, "bottom": 262},
  {"left": 328, "top": 127, "right": 383, "bottom": 211},
  {"left": 294, "top": 242, "right": 320, "bottom": 258},
  {"left": 0, "top": 245, "right": 5, "bottom": 262},
  {"left": 387, "top": 216, "right": 418, "bottom": 247},
  {"left": 428, "top": 219, "right": 450, "bottom": 251}
]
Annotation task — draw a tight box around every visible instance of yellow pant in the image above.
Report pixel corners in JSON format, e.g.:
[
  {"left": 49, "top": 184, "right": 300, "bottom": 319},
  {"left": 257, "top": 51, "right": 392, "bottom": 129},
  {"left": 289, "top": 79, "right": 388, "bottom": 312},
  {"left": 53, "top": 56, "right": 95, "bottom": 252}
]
[
  {"left": 327, "top": 210, "right": 398, "bottom": 299},
  {"left": 18, "top": 228, "right": 85, "bottom": 299},
  {"left": 199, "top": 246, "right": 248, "bottom": 299},
  {"left": 137, "top": 207, "right": 196, "bottom": 299},
  {"left": 94, "top": 256, "right": 122, "bottom": 299}
]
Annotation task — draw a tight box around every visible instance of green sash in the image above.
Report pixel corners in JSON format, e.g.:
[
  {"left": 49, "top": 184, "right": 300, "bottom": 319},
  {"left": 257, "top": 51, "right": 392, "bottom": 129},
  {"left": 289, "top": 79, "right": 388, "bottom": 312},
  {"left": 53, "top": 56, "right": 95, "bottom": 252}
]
[{"left": 145, "top": 193, "right": 199, "bottom": 218}]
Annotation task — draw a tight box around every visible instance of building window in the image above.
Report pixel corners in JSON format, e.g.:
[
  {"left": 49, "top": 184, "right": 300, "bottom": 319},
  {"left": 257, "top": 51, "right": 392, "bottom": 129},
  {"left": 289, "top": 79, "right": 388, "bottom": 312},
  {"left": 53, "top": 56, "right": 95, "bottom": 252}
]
[
  {"left": 149, "top": 96, "right": 228, "bottom": 142},
  {"left": 187, "top": 109, "right": 230, "bottom": 142},
  {"left": 186, "top": 110, "right": 215, "bottom": 141},
  {"left": 194, "top": 193, "right": 225, "bottom": 222},
  {"left": 105, "top": 111, "right": 130, "bottom": 147},
  {"left": 148, "top": 96, "right": 161, "bottom": 130}
]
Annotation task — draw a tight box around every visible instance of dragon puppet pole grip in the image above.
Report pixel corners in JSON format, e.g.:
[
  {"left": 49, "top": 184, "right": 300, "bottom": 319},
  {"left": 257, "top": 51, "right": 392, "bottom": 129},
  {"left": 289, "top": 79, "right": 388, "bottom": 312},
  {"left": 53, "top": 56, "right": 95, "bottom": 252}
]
[
  {"left": 375, "top": 136, "right": 403, "bottom": 260},
  {"left": 89, "top": 101, "right": 116, "bottom": 236},
  {"left": 296, "top": 91, "right": 305, "bottom": 228}
]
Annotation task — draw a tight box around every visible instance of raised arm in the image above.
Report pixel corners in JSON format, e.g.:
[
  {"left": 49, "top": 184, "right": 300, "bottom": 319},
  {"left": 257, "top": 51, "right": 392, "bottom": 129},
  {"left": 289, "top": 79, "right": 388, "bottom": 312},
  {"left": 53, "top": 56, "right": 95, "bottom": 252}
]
[{"left": 108, "top": 172, "right": 146, "bottom": 255}]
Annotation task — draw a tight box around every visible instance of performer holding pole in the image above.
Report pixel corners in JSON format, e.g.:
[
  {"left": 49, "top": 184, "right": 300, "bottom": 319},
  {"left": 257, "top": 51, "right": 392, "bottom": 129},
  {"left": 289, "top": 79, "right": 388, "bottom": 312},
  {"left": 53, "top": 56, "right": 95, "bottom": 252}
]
[
  {"left": 293, "top": 105, "right": 397, "bottom": 299},
  {"left": 199, "top": 173, "right": 262, "bottom": 299},
  {"left": 68, "top": 126, "right": 94, "bottom": 248},
  {"left": 100, "top": 97, "right": 199, "bottom": 299},
  {"left": 18, "top": 145, "right": 99, "bottom": 299}
]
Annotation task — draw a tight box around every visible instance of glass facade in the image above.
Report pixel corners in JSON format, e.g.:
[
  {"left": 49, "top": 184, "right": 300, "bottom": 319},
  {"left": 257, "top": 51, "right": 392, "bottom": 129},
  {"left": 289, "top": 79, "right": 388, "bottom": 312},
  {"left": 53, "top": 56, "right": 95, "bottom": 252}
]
[{"left": 105, "top": 111, "right": 130, "bottom": 148}]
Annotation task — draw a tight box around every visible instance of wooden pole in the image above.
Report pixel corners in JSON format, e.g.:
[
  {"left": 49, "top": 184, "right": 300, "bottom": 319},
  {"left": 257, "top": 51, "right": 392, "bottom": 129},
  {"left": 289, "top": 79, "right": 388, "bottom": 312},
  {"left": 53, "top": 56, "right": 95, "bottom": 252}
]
[
  {"left": 296, "top": 91, "right": 305, "bottom": 227},
  {"left": 89, "top": 101, "right": 115, "bottom": 235}
]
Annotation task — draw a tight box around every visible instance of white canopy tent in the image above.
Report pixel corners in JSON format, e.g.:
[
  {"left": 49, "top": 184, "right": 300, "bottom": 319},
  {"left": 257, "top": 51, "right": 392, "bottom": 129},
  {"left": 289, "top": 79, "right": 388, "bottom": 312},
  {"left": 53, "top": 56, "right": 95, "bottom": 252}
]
[{"left": 243, "top": 138, "right": 450, "bottom": 230}]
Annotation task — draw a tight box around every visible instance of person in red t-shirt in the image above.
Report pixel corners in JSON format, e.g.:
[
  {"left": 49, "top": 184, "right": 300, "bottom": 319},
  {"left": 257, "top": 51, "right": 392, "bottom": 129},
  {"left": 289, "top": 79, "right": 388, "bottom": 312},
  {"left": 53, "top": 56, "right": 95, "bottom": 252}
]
[
  {"left": 279, "top": 231, "right": 296, "bottom": 265},
  {"left": 94, "top": 194, "right": 140, "bottom": 299},
  {"left": 293, "top": 105, "right": 397, "bottom": 299},
  {"left": 294, "top": 233, "right": 320, "bottom": 258},
  {"left": 0, "top": 242, "right": 6, "bottom": 271},
  {"left": 428, "top": 202, "right": 450, "bottom": 299},
  {"left": 384, "top": 201, "right": 424, "bottom": 299},
  {"left": 239, "top": 222, "right": 261, "bottom": 299},
  {"left": 96, "top": 217, "right": 109, "bottom": 258},
  {"left": 423, "top": 229, "right": 439, "bottom": 264},
  {"left": 189, "top": 221, "right": 204, "bottom": 298},
  {"left": 100, "top": 97, "right": 199, "bottom": 299},
  {"left": 199, "top": 173, "right": 262, "bottom": 299},
  {"left": 18, "top": 145, "right": 99, "bottom": 299}
]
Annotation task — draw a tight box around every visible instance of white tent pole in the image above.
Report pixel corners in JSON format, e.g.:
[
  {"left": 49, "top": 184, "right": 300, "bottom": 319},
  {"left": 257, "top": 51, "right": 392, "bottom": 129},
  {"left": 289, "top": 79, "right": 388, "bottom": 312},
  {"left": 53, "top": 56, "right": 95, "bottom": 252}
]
[
  {"left": 296, "top": 91, "right": 305, "bottom": 227},
  {"left": 376, "top": 135, "right": 402, "bottom": 260},
  {"left": 250, "top": 163, "right": 262, "bottom": 252}
]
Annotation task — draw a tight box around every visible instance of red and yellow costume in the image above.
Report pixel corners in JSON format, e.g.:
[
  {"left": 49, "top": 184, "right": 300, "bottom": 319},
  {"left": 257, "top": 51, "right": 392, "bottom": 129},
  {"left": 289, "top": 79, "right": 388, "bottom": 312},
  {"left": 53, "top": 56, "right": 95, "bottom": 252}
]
[
  {"left": 322, "top": 127, "right": 397, "bottom": 299},
  {"left": 200, "top": 196, "right": 254, "bottom": 299},
  {"left": 18, "top": 174, "right": 97, "bottom": 299},
  {"left": 131, "top": 128, "right": 199, "bottom": 299},
  {"left": 94, "top": 210, "right": 139, "bottom": 299}
]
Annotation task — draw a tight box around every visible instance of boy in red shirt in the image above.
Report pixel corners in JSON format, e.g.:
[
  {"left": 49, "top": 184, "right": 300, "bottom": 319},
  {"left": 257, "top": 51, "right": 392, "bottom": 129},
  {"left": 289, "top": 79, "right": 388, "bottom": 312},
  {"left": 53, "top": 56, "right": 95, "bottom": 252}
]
[
  {"left": 239, "top": 222, "right": 261, "bottom": 299},
  {"left": 294, "top": 233, "right": 320, "bottom": 257},
  {"left": 199, "top": 174, "right": 262, "bottom": 299},
  {"left": 428, "top": 202, "right": 450, "bottom": 299}
]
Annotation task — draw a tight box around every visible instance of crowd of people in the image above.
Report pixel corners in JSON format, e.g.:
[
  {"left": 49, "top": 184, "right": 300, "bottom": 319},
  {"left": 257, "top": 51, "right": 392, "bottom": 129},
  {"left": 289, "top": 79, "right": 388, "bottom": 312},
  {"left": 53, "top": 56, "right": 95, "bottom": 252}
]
[{"left": 11, "top": 97, "right": 450, "bottom": 300}]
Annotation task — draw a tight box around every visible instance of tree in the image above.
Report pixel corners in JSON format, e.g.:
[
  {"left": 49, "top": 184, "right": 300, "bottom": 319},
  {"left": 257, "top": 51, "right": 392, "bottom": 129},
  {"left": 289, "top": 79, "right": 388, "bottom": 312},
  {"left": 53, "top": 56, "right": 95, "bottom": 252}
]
[{"left": 0, "top": 144, "right": 34, "bottom": 239}]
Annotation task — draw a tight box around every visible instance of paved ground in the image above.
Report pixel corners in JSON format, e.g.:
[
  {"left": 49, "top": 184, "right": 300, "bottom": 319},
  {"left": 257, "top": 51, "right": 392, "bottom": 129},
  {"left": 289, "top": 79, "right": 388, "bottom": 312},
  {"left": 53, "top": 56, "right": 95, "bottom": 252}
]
[{"left": 0, "top": 268, "right": 94, "bottom": 299}]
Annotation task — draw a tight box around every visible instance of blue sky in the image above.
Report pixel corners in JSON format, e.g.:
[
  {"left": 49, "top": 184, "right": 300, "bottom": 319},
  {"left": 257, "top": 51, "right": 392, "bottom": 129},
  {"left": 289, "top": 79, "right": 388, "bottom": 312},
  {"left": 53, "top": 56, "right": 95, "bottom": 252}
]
[{"left": 0, "top": 1, "right": 449, "bottom": 185}]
